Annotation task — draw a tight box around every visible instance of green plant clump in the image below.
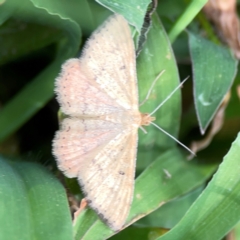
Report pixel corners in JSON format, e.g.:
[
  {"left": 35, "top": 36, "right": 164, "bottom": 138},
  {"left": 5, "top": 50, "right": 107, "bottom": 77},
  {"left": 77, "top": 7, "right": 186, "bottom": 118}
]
[{"left": 0, "top": 1, "right": 239, "bottom": 240}]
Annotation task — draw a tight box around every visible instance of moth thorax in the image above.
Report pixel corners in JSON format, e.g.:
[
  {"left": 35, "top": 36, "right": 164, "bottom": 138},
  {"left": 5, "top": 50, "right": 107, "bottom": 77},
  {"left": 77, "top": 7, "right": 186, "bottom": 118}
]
[{"left": 140, "top": 113, "right": 155, "bottom": 126}]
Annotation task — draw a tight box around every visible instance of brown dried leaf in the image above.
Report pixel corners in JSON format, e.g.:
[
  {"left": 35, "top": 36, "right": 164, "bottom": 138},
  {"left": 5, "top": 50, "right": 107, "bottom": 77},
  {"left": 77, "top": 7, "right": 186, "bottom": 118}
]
[
  {"left": 73, "top": 198, "right": 88, "bottom": 224},
  {"left": 203, "top": 0, "right": 240, "bottom": 58}
]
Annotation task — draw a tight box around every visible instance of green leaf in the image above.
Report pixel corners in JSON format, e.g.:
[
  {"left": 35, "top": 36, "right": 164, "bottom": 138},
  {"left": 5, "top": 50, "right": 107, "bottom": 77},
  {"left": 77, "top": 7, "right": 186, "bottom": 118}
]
[
  {"left": 96, "top": 0, "right": 152, "bottom": 32},
  {"left": 0, "top": 157, "right": 73, "bottom": 240},
  {"left": 137, "top": 186, "right": 204, "bottom": 228},
  {"left": 188, "top": 32, "right": 238, "bottom": 134},
  {"left": 157, "top": 132, "right": 240, "bottom": 240},
  {"left": 109, "top": 226, "right": 157, "bottom": 240},
  {"left": 0, "top": 19, "right": 63, "bottom": 65},
  {"left": 0, "top": 0, "right": 81, "bottom": 142},
  {"left": 138, "top": 13, "right": 181, "bottom": 149}
]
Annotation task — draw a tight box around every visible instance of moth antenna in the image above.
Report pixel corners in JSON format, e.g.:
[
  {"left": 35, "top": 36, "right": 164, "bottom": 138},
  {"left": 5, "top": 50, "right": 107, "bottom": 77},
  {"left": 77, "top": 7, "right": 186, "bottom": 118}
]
[
  {"left": 140, "top": 126, "right": 148, "bottom": 134},
  {"left": 150, "top": 122, "right": 196, "bottom": 156},
  {"left": 139, "top": 70, "right": 165, "bottom": 106},
  {"left": 150, "top": 76, "right": 189, "bottom": 116}
]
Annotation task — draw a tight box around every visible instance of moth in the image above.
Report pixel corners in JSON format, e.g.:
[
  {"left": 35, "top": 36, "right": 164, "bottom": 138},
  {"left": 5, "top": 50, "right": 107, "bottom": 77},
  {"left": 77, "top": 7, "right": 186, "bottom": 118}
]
[{"left": 52, "top": 13, "right": 191, "bottom": 230}]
